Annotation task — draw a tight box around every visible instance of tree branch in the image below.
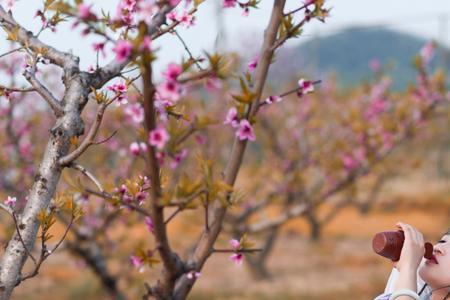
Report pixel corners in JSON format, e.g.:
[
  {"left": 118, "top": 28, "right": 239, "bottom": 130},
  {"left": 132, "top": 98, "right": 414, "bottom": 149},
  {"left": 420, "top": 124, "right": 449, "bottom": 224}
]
[
  {"left": 141, "top": 42, "right": 184, "bottom": 297},
  {"left": 0, "top": 5, "right": 77, "bottom": 69},
  {"left": 90, "top": 4, "right": 176, "bottom": 89},
  {"left": 173, "top": 1, "right": 287, "bottom": 298},
  {"left": 69, "top": 163, "right": 105, "bottom": 193},
  {"left": 58, "top": 101, "right": 107, "bottom": 166},
  {"left": 24, "top": 71, "right": 64, "bottom": 117}
]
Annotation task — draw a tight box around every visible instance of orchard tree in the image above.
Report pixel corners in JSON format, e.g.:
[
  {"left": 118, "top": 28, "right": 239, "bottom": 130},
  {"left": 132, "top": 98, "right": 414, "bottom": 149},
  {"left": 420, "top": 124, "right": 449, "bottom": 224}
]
[
  {"left": 0, "top": 0, "right": 330, "bottom": 299},
  {"left": 226, "top": 44, "right": 449, "bottom": 279}
]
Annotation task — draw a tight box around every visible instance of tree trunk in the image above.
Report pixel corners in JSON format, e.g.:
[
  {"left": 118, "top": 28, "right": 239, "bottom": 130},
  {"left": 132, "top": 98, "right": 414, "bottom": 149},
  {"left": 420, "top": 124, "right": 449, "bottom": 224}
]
[{"left": 0, "top": 75, "right": 87, "bottom": 300}]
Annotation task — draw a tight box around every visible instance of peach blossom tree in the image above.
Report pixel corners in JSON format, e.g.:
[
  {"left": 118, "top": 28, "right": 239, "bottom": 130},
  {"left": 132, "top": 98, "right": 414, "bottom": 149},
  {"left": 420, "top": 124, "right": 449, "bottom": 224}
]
[{"left": 0, "top": 0, "right": 330, "bottom": 299}]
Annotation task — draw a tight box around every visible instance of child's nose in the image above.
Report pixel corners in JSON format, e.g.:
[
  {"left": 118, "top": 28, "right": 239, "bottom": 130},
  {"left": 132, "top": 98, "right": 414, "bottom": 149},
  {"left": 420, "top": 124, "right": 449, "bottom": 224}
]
[{"left": 433, "top": 245, "right": 444, "bottom": 255}]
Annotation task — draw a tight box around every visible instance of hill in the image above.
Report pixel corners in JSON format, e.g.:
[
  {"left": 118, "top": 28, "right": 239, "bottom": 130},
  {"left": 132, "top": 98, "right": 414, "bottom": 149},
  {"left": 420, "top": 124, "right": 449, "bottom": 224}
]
[{"left": 269, "top": 27, "right": 450, "bottom": 90}]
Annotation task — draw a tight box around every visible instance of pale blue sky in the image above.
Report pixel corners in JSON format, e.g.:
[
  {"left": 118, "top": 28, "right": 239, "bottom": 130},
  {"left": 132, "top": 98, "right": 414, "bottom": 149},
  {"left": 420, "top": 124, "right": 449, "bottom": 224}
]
[{"left": 1, "top": 0, "right": 450, "bottom": 77}]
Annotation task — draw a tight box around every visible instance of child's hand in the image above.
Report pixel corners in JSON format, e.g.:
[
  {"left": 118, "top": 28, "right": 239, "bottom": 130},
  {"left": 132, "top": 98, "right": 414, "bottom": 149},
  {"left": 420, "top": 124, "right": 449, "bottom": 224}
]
[{"left": 395, "top": 222, "right": 425, "bottom": 273}]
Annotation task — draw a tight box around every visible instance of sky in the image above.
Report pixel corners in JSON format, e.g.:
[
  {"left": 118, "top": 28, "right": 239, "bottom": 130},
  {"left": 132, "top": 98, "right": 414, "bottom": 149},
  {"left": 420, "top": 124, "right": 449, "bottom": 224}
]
[{"left": 1, "top": 0, "right": 450, "bottom": 77}]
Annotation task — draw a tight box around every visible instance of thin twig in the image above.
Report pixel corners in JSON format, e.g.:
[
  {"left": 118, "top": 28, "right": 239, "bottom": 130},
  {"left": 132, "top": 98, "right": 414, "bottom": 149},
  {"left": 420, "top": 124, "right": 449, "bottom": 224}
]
[
  {"left": 92, "top": 130, "right": 117, "bottom": 145},
  {"left": 12, "top": 213, "right": 37, "bottom": 265},
  {"left": 151, "top": 7, "right": 198, "bottom": 40},
  {"left": 258, "top": 80, "right": 321, "bottom": 108},
  {"left": 212, "top": 248, "right": 263, "bottom": 253},
  {"left": 283, "top": 2, "right": 313, "bottom": 16},
  {"left": 0, "top": 84, "right": 35, "bottom": 93},
  {"left": 70, "top": 163, "right": 105, "bottom": 193},
  {"left": 172, "top": 29, "right": 204, "bottom": 71},
  {"left": 0, "top": 46, "right": 23, "bottom": 59},
  {"left": 24, "top": 71, "right": 64, "bottom": 117},
  {"left": 0, "top": 203, "right": 14, "bottom": 216},
  {"left": 58, "top": 102, "right": 108, "bottom": 166}
]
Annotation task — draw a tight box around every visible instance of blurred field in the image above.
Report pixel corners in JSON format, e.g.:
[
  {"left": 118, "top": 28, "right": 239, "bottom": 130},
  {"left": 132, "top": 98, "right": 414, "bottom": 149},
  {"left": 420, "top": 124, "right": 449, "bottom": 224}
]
[{"left": 7, "top": 170, "right": 449, "bottom": 300}]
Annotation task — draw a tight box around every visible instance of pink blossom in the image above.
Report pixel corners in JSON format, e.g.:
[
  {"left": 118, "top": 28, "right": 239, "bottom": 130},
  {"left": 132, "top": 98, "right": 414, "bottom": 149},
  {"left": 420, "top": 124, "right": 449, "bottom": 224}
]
[
  {"left": 137, "top": 0, "right": 158, "bottom": 24},
  {"left": 130, "top": 255, "right": 145, "bottom": 273},
  {"left": 148, "top": 127, "right": 170, "bottom": 150},
  {"left": 156, "top": 151, "right": 165, "bottom": 165},
  {"left": 195, "top": 134, "right": 206, "bottom": 145},
  {"left": 139, "top": 142, "right": 148, "bottom": 153},
  {"left": 157, "top": 81, "right": 182, "bottom": 102},
  {"left": 135, "top": 190, "right": 147, "bottom": 205},
  {"left": 265, "top": 95, "right": 282, "bottom": 104},
  {"left": 19, "top": 140, "right": 31, "bottom": 159},
  {"left": 117, "top": 97, "right": 128, "bottom": 106},
  {"left": 298, "top": 79, "right": 314, "bottom": 95},
  {"left": 229, "top": 239, "right": 241, "bottom": 250},
  {"left": 120, "top": 0, "right": 137, "bottom": 11},
  {"left": 139, "top": 36, "right": 152, "bottom": 52},
  {"left": 370, "top": 78, "right": 391, "bottom": 100},
  {"left": 229, "top": 253, "right": 243, "bottom": 266},
  {"left": 108, "top": 82, "right": 128, "bottom": 106},
  {"left": 144, "top": 216, "right": 154, "bottom": 233},
  {"left": 4, "top": 196, "right": 16, "bottom": 207},
  {"left": 341, "top": 154, "right": 359, "bottom": 172},
  {"left": 223, "top": 0, "right": 237, "bottom": 8},
  {"left": 166, "top": 11, "right": 178, "bottom": 21},
  {"left": 236, "top": 120, "right": 256, "bottom": 141},
  {"left": 187, "top": 271, "right": 201, "bottom": 279},
  {"left": 353, "top": 147, "right": 366, "bottom": 163},
  {"left": 113, "top": 40, "right": 133, "bottom": 63},
  {"left": 177, "top": 10, "right": 195, "bottom": 28},
  {"left": 78, "top": 4, "right": 95, "bottom": 20},
  {"left": 92, "top": 42, "right": 106, "bottom": 57},
  {"left": 420, "top": 41, "right": 435, "bottom": 64},
  {"left": 115, "top": 184, "right": 128, "bottom": 195},
  {"left": 224, "top": 107, "right": 239, "bottom": 127},
  {"left": 247, "top": 56, "right": 258, "bottom": 72},
  {"left": 170, "top": 148, "right": 188, "bottom": 169},
  {"left": 205, "top": 76, "right": 222, "bottom": 91},
  {"left": 5, "top": 0, "right": 15, "bottom": 9},
  {"left": 130, "top": 142, "right": 140, "bottom": 155},
  {"left": 108, "top": 82, "right": 127, "bottom": 94},
  {"left": 139, "top": 175, "right": 151, "bottom": 187},
  {"left": 162, "top": 63, "right": 182, "bottom": 82},
  {"left": 364, "top": 99, "right": 386, "bottom": 120},
  {"left": 125, "top": 103, "right": 144, "bottom": 123}
]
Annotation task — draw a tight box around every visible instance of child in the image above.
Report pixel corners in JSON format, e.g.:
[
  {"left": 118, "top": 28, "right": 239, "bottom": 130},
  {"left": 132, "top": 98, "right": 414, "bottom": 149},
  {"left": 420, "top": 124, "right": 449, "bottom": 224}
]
[{"left": 375, "top": 222, "right": 450, "bottom": 300}]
